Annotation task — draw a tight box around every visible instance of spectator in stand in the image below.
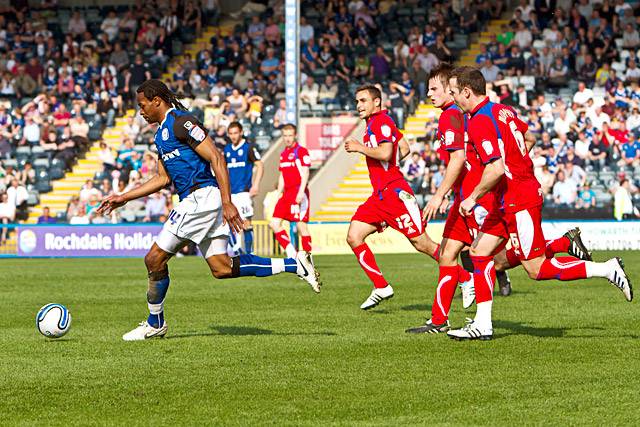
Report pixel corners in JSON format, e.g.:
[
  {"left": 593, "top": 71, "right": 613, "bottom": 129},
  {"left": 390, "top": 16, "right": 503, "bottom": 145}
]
[
  {"left": 553, "top": 170, "right": 577, "bottom": 207},
  {"left": 0, "top": 192, "right": 15, "bottom": 243},
  {"left": 300, "top": 76, "right": 319, "bottom": 107},
  {"left": 402, "top": 152, "right": 426, "bottom": 194},
  {"left": 144, "top": 191, "right": 169, "bottom": 222},
  {"left": 619, "top": 133, "right": 640, "bottom": 167},
  {"left": 576, "top": 182, "right": 596, "bottom": 209},
  {"left": 318, "top": 75, "right": 338, "bottom": 105},
  {"left": 614, "top": 178, "right": 640, "bottom": 220},
  {"left": 68, "top": 11, "right": 87, "bottom": 38},
  {"left": 79, "top": 179, "right": 102, "bottom": 203},
  {"left": 370, "top": 46, "right": 391, "bottom": 81},
  {"left": 37, "top": 206, "right": 56, "bottom": 224},
  {"left": 69, "top": 204, "right": 90, "bottom": 225}
]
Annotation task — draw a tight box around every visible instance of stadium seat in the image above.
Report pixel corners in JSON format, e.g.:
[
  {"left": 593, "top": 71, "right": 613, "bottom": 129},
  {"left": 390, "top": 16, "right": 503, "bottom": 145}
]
[
  {"left": 27, "top": 192, "right": 39, "bottom": 206},
  {"left": 33, "top": 158, "right": 50, "bottom": 169},
  {"left": 50, "top": 167, "right": 65, "bottom": 180},
  {"left": 36, "top": 181, "right": 52, "bottom": 193}
]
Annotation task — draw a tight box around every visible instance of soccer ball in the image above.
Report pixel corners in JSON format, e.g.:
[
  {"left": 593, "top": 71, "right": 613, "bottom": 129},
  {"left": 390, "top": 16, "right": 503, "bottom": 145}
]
[{"left": 36, "top": 304, "right": 71, "bottom": 338}]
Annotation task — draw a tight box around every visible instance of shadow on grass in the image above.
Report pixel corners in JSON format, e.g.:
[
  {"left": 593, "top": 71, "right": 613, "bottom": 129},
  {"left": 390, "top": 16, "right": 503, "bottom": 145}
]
[
  {"left": 166, "top": 325, "right": 337, "bottom": 339},
  {"left": 400, "top": 304, "right": 431, "bottom": 312},
  {"left": 494, "top": 320, "right": 567, "bottom": 338}
]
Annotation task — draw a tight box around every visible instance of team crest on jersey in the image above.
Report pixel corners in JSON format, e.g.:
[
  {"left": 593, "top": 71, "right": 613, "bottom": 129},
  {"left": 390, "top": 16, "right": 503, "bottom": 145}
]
[
  {"left": 238, "top": 149, "right": 243, "bottom": 156},
  {"left": 288, "top": 153, "right": 294, "bottom": 160},
  {"left": 161, "top": 128, "right": 169, "bottom": 141}
]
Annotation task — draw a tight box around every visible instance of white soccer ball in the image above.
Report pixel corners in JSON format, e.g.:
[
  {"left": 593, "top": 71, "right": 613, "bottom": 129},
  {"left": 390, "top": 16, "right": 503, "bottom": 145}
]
[{"left": 36, "top": 304, "right": 71, "bottom": 338}]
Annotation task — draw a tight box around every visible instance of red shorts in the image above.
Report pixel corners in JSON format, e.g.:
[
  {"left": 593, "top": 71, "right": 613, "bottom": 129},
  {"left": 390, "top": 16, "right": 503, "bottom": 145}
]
[
  {"left": 443, "top": 197, "right": 508, "bottom": 245},
  {"left": 351, "top": 181, "right": 425, "bottom": 239},
  {"left": 272, "top": 190, "right": 310, "bottom": 222},
  {"left": 442, "top": 201, "right": 473, "bottom": 245},
  {"left": 504, "top": 205, "right": 546, "bottom": 261}
]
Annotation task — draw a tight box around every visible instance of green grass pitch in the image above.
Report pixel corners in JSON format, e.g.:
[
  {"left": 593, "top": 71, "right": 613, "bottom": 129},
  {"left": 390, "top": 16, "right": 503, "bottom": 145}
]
[{"left": 0, "top": 252, "right": 638, "bottom": 426}]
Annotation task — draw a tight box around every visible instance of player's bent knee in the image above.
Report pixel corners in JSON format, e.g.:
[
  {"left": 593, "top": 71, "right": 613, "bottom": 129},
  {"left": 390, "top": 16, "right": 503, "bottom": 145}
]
[
  {"left": 144, "top": 248, "right": 169, "bottom": 272},
  {"left": 207, "top": 255, "right": 233, "bottom": 279},
  {"left": 346, "top": 232, "right": 362, "bottom": 248}
]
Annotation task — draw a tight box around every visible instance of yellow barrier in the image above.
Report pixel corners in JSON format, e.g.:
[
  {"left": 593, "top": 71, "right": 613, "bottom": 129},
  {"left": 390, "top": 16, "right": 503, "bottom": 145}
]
[{"left": 252, "top": 221, "right": 446, "bottom": 256}]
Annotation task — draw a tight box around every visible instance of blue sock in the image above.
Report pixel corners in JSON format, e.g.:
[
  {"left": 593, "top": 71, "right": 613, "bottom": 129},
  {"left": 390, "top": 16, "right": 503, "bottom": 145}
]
[
  {"left": 284, "top": 258, "right": 297, "bottom": 273},
  {"left": 235, "top": 254, "right": 298, "bottom": 277},
  {"left": 244, "top": 228, "right": 254, "bottom": 253},
  {"left": 147, "top": 274, "right": 170, "bottom": 328}
]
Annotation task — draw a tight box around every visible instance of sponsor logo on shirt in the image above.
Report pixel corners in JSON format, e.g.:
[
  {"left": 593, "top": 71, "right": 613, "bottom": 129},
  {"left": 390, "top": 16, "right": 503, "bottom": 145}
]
[{"left": 162, "top": 148, "right": 181, "bottom": 161}]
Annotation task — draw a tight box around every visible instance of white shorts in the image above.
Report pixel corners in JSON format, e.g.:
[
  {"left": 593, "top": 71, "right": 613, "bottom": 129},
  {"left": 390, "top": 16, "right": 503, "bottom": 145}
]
[
  {"left": 155, "top": 186, "right": 230, "bottom": 257},
  {"left": 231, "top": 191, "right": 254, "bottom": 220}
]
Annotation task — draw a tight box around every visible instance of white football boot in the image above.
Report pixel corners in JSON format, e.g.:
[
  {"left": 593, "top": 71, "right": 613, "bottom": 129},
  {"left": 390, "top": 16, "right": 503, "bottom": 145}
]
[
  {"left": 606, "top": 257, "right": 633, "bottom": 302},
  {"left": 122, "top": 321, "right": 168, "bottom": 341},
  {"left": 447, "top": 318, "right": 493, "bottom": 341},
  {"left": 459, "top": 275, "right": 475, "bottom": 309},
  {"left": 296, "top": 251, "right": 321, "bottom": 293},
  {"left": 360, "top": 285, "right": 394, "bottom": 310}
]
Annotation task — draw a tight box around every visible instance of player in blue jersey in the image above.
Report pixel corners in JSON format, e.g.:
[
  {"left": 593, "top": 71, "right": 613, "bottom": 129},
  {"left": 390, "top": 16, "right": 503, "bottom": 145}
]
[
  {"left": 97, "top": 80, "right": 321, "bottom": 341},
  {"left": 225, "top": 121, "right": 263, "bottom": 254}
]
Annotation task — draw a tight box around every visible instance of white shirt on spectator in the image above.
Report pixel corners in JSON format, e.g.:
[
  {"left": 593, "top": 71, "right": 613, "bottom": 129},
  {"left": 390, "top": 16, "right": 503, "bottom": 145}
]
[
  {"left": 574, "top": 138, "right": 590, "bottom": 158},
  {"left": 553, "top": 179, "right": 577, "bottom": 204},
  {"left": 300, "top": 23, "right": 314, "bottom": 43},
  {"left": 625, "top": 66, "right": 640, "bottom": 81},
  {"left": 101, "top": 16, "right": 120, "bottom": 41},
  {"left": 587, "top": 110, "right": 610, "bottom": 130},
  {"left": 0, "top": 200, "right": 15, "bottom": 220},
  {"left": 300, "top": 82, "right": 320, "bottom": 106},
  {"left": 514, "top": 29, "right": 533, "bottom": 49},
  {"left": 80, "top": 187, "right": 101, "bottom": 203},
  {"left": 68, "top": 16, "right": 87, "bottom": 36},
  {"left": 70, "top": 214, "right": 90, "bottom": 225},
  {"left": 573, "top": 88, "right": 594, "bottom": 105},
  {"left": 7, "top": 185, "right": 28, "bottom": 206},
  {"left": 626, "top": 113, "right": 640, "bottom": 131},
  {"left": 24, "top": 122, "right": 41, "bottom": 143},
  {"left": 554, "top": 115, "right": 574, "bottom": 135}
]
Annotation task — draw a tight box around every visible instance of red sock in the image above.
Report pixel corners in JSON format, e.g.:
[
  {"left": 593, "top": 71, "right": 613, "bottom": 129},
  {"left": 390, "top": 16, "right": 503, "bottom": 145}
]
[
  {"left": 457, "top": 265, "right": 471, "bottom": 283},
  {"left": 353, "top": 243, "right": 388, "bottom": 288},
  {"left": 301, "top": 235, "right": 312, "bottom": 252},
  {"left": 470, "top": 255, "right": 495, "bottom": 303},
  {"left": 274, "top": 230, "right": 290, "bottom": 250},
  {"left": 545, "top": 236, "right": 570, "bottom": 257},
  {"left": 505, "top": 248, "right": 522, "bottom": 267},
  {"left": 536, "top": 256, "right": 587, "bottom": 281},
  {"left": 431, "top": 265, "right": 459, "bottom": 324}
]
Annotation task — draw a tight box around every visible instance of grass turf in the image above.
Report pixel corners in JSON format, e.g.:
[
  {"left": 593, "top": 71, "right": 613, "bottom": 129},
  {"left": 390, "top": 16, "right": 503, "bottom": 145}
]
[{"left": 0, "top": 252, "right": 637, "bottom": 426}]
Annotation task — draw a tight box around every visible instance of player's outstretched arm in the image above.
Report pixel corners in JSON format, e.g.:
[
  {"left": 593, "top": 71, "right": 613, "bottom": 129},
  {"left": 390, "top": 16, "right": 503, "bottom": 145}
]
[
  {"left": 459, "top": 159, "right": 504, "bottom": 216},
  {"left": 424, "top": 149, "right": 465, "bottom": 222},
  {"left": 96, "top": 160, "right": 170, "bottom": 215},
  {"left": 195, "top": 137, "right": 244, "bottom": 233},
  {"left": 344, "top": 137, "right": 393, "bottom": 161}
]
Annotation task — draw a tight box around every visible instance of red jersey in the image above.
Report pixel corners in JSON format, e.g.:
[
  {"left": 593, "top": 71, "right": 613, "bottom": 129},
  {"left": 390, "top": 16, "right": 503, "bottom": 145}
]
[
  {"left": 467, "top": 97, "right": 542, "bottom": 213},
  {"left": 363, "top": 109, "right": 404, "bottom": 192},
  {"left": 435, "top": 102, "right": 466, "bottom": 195},
  {"left": 279, "top": 142, "right": 311, "bottom": 193}
]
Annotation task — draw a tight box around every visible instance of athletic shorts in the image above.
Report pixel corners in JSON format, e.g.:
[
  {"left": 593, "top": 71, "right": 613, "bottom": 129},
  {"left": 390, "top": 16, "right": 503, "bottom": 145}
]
[
  {"left": 272, "top": 190, "right": 310, "bottom": 222},
  {"left": 504, "top": 205, "right": 546, "bottom": 261},
  {"left": 351, "top": 180, "right": 424, "bottom": 239},
  {"left": 231, "top": 191, "right": 254, "bottom": 219},
  {"left": 443, "top": 199, "right": 508, "bottom": 245},
  {"left": 155, "top": 186, "right": 229, "bottom": 258}
]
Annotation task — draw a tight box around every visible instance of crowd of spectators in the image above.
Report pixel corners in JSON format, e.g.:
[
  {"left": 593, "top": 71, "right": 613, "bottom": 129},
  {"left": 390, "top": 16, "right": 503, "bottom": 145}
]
[{"left": 400, "top": 0, "right": 640, "bottom": 219}]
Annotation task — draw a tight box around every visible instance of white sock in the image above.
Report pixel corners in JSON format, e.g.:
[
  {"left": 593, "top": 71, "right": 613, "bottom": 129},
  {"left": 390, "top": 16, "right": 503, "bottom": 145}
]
[
  {"left": 585, "top": 260, "right": 611, "bottom": 279},
  {"left": 148, "top": 299, "right": 164, "bottom": 315},
  {"left": 272, "top": 258, "right": 285, "bottom": 275},
  {"left": 474, "top": 301, "right": 493, "bottom": 329},
  {"left": 285, "top": 244, "right": 297, "bottom": 259}
]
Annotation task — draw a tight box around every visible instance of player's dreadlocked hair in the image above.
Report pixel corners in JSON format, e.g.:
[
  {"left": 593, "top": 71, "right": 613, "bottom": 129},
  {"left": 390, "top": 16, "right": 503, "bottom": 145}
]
[{"left": 136, "top": 79, "right": 188, "bottom": 111}]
